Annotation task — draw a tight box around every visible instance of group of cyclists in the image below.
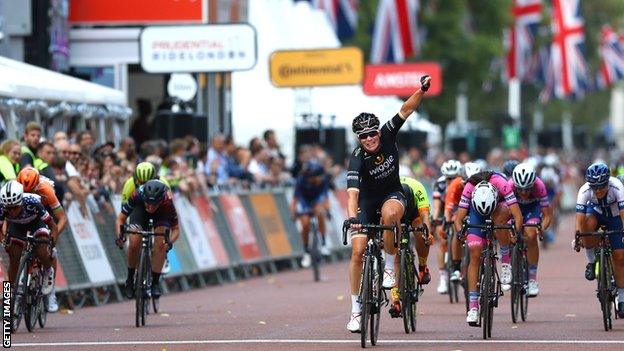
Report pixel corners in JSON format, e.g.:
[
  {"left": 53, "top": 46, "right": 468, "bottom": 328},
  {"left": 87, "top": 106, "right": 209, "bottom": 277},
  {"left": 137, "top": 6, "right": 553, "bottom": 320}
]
[
  {"left": 0, "top": 124, "right": 181, "bottom": 328},
  {"left": 342, "top": 75, "right": 624, "bottom": 333}
]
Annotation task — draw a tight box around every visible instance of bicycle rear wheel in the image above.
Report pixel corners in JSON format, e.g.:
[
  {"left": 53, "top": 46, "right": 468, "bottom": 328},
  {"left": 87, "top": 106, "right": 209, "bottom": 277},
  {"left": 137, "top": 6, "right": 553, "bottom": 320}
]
[
  {"left": 399, "top": 250, "right": 415, "bottom": 333},
  {"left": 370, "top": 256, "right": 381, "bottom": 346},
  {"left": 360, "top": 255, "right": 371, "bottom": 348},
  {"left": 25, "top": 273, "right": 41, "bottom": 332},
  {"left": 38, "top": 295, "right": 47, "bottom": 328},
  {"left": 510, "top": 247, "right": 520, "bottom": 323},
  {"left": 598, "top": 249, "right": 612, "bottom": 331},
  {"left": 462, "top": 243, "right": 470, "bottom": 312}
]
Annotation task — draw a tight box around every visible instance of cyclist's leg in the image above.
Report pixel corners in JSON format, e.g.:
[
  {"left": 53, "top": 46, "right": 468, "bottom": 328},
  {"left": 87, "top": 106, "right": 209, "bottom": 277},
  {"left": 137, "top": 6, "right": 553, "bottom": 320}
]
[
  {"left": 466, "top": 207, "right": 487, "bottom": 315},
  {"left": 582, "top": 209, "right": 601, "bottom": 272},
  {"left": 151, "top": 223, "right": 173, "bottom": 297},
  {"left": 436, "top": 221, "right": 447, "bottom": 276},
  {"left": 411, "top": 217, "right": 431, "bottom": 284},
  {"left": 524, "top": 204, "right": 541, "bottom": 283},
  {"left": 492, "top": 203, "right": 512, "bottom": 265},
  {"left": 313, "top": 195, "right": 328, "bottom": 240},
  {"left": 299, "top": 213, "right": 312, "bottom": 252},
  {"left": 4, "top": 224, "right": 25, "bottom": 285},
  {"left": 380, "top": 191, "right": 405, "bottom": 286},
  {"left": 127, "top": 207, "right": 148, "bottom": 272},
  {"left": 603, "top": 216, "right": 624, "bottom": 299}
]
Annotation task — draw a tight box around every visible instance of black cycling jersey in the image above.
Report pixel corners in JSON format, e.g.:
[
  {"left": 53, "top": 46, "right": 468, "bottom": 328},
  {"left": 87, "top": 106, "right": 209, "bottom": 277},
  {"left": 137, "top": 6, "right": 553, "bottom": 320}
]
[
  {"left": 347, "top": 113, "right": 405, "bottom": 197},
  {"left": 432, "top": 175, "right": 447, "bottom": 201}
]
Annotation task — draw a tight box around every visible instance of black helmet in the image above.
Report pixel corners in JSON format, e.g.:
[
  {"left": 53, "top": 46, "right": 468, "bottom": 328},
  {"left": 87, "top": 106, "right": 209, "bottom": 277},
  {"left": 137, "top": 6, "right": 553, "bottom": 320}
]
[
  {"left": 352, "top": 113, "right": 380, "bottom": 135},
  {"left": 303, "top": 161, "right": 324, "bottom": 178},
  {"left": 140, "top": 179, "right": 168, "bottom": 205}
]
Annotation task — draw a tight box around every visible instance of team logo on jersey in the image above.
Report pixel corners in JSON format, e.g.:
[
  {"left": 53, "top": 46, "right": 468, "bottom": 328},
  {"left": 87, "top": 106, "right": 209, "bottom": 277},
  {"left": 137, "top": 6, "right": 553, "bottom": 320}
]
[{"left": 374, "top": 154, "right": 385, "bottom": 165}]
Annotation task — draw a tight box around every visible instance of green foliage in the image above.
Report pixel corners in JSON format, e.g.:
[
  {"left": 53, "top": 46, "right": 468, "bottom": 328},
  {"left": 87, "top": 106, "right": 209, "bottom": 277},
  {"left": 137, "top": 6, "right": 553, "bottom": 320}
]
[{"left": 348, "top": 0, "right": 624, "bottom": 132}]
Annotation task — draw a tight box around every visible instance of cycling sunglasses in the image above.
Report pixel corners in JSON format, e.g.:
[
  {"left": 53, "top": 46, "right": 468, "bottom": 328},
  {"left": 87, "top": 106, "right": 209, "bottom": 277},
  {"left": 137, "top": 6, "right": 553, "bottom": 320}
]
[{"left": 358, "top": 130, "right": 379, "bottom": 140}]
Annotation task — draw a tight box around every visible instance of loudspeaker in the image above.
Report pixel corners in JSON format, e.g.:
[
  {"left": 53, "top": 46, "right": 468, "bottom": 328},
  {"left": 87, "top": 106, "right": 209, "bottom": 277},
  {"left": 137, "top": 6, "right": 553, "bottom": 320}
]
[
  {"left": 295, "top": 128, "right": 346, "bottom": 164},
  {"left": 153, "top": 111, "right": 208, "bottom": 142},
  {"left": 397, "top": 131, "right": 428, "bottom": 153}
]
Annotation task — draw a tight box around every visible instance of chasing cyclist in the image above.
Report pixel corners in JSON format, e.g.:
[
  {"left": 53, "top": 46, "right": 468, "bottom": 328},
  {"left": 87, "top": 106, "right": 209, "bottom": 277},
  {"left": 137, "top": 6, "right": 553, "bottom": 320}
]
[
  {"left": 16, "top": 167, "right": 68, "bottom": 312},
  {"left": 121, "top": 162, "right": 169, "bottom": 204},
  {"left": 454, "top": 170, "right": 523, "bottom": 325},
  {"left": 388, "top": 176, "right": 433, "bottom": 317},
  {"left": 509, "top": 163, "right": 552, "bottom": 297},
  {"left": 432, "top": 160, "right": 461, "bottom": 294},
  {"left": 0, "top": 180, "right": 57, "bottom": 295},
  {"left": 344, "top": 75, "right": 431, "bottom": 332},
  {"left": 291, "top": 160, "right": 331, "bottom": 268},
  {"left": 115, "top": 179, "right": 180, "bottom": 300},
  {"left": 575, "top": 162, "right": 624, "bottom": 317}
]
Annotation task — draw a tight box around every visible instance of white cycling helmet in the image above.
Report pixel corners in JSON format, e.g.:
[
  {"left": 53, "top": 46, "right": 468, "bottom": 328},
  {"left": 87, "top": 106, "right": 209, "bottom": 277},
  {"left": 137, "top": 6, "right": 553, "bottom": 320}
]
[
  {"left": 512, "top": 163, "right": 537, "bottom": 189},
  {"left": 462, "top": 162, "right": 481, "bottom": 180},
  {"left": 441, "top": 160, "right": 461, "bottom": 178},
  {"left": 0, "top": 180, "right": 23, "bottom": 207},
  {"left": 471, "top": 181, "right": 498, "bottom": 216},
  {"left": 543, "top": 154, "right": 559, "bottom": 167}
]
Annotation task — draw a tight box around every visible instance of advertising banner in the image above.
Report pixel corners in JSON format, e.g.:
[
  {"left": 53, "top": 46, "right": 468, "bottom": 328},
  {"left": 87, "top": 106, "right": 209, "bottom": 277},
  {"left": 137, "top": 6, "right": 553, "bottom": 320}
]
[
  {"left": 270, "top": 47, "right": 363, "bottom": 87},
  {"left": 248, "top": 193, "right": 292, "bottom": 257},
  {"left": 192, "top": 196, "right": 229, "bottom": 266},
  {"left": 363, "top": 62, "right": 442, "bottom": 96},
  {"left": 219, "top": 194, "right": 262, "bottom": 260},
  {"left": 69, "top": 0, "right": 204, "bottom": 24},
  {"left": 140, "top": 24, "right": 257, "bottom": 73},
  {"left": 174, "top": 197, "right": 217, "bottom": 269},
  {"left": 329, "top": 190, "right": 350, "bottom": 246},
  {"left": 66, "top": 202, "right": 115, "bottom": 284}
]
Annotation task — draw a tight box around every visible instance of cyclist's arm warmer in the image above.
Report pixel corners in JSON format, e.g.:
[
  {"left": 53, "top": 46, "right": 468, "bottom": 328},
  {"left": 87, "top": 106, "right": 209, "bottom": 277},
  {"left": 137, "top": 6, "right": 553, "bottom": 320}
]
[
  {"left": 380, "top": 114, "right": 406, "bottom": 141},
  {"left": 346, "top": 148, "right": 362, "bottom": 190}
]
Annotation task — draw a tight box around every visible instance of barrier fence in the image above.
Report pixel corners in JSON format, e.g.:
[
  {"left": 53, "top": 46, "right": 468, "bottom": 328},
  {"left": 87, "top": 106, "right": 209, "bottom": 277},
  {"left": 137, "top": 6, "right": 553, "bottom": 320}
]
[{"left": 0, "top": 188, "right": 351, "bottom": 308}]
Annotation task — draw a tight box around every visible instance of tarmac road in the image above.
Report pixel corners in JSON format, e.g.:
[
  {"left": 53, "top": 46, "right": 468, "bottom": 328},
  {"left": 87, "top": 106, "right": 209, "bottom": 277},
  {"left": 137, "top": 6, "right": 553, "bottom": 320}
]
[{"left": 9, "top": 214, "right": 624, "bottom": 350}]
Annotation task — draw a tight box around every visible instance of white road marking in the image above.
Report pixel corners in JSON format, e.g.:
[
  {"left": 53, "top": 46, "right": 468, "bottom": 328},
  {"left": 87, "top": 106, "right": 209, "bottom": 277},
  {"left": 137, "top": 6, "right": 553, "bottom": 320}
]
[{"left": 10, "top": 339, "right": 624, "bottom": 347}]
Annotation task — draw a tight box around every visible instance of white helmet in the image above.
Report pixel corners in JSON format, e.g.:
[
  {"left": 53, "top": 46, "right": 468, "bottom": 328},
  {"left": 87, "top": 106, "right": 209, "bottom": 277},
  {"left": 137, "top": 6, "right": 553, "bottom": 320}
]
[
  {"left": 540, "top": 167, "right": 559, "bottom": 185},
  {"left": 0, "top": 180, "right": 23, "bottom": 207},
  {"left": 543, "top": 154, "right": 559, "bottom": 167},
  {"left": 441, "top": 160, "right": 461, "bottom": 178},
  {"left": 512, "top": 163, "right": 537, "bottom": 189},
  {"left": 462, "top": 162, "right": 481, "bottom": 180},
  {"left": 471, "top": 181, "right": 498, "bottom": 216}
]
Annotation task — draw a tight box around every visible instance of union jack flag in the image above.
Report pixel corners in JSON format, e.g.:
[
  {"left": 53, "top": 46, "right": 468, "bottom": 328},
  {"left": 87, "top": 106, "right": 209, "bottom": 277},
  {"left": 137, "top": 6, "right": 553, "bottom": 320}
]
[
  {"left": 548, "top": 0, "right": 591, "bottom": 99},
  {"left": 370, "top": 0, "right": 420, "bottom": 64},
  {"left": 596, "top": 25, "right": 624, "bottom": 88},
  {"left": 505, "top": 0, "right": 542, "bottom": 81},
  {"left": 300, "top": 0, "right": 359, "bottom": 43}
]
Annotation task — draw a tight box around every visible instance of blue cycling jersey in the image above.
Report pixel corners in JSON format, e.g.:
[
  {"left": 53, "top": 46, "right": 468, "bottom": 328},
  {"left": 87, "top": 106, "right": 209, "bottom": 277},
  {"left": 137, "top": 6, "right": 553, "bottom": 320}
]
[{"left": 0, "top": 194, "right": 51, "bottom": 225}]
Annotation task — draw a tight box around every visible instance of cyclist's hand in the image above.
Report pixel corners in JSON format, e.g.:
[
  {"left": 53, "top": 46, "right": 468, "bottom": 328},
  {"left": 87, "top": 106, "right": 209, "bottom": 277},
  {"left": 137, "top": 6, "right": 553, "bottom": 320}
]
[
  {"left": 115, "top": 234, "right": 126, "bottom": 248},
  {"left": 420, "top": 75, "right": 431, "bottom": 92},
  {"left": 344, "top": 217, "right": 361, "bottom": 231},
  {"left": 509, "top": 232, "right": 518, "bottom": 244}
]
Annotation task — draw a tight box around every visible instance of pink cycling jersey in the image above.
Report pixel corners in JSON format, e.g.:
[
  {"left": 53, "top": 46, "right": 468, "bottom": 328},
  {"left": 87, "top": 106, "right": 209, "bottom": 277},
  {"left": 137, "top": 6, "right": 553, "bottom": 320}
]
[
  {"left": 459, "top": 173, "right": 517, "bottom": 209},
  {"left": 508, "top": 177, "right": 550, "bottom": 208}
]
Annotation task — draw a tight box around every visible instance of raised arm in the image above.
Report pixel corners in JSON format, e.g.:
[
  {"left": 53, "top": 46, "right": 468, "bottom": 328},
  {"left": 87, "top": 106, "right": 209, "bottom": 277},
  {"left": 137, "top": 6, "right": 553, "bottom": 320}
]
[{"left": 398, "top": 75, "right": 431, "bottom": 119}]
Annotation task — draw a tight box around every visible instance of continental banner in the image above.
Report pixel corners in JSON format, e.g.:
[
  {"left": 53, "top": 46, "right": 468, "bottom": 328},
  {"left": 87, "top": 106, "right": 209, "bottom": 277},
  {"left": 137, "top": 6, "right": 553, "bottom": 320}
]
[
  {"left": 219, "top": 194, "right": 262, "bottom": 260},
  {"left": 66, "top": 202, "right": 115, "bottom": 284},
  {"left": 174, "top": 197, "right": 218, "bottom": 269},
  {"left": 248, "top": 193, "right": 292, "bottom": 257},
  {"left": 192, "top": 195, "right": 229, "bottom": 266}
]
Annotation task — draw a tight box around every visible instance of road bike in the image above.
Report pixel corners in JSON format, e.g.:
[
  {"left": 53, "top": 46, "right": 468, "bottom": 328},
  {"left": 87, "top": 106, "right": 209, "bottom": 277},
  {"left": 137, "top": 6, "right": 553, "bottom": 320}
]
[
  {"left": 510, "top": 222, "right": 541, "bottom": 323},
  {"left": 397, "top": 222, "right": 428, "bottom": 334},
  {"left": 575, "top": 228, "right": 621, "bottom": 331},
  {"left": 343, "top": 222, "right": 398, "bottom": 348},
  {"left": 119, "top": 220, "right": 170, "bottom": 327}
]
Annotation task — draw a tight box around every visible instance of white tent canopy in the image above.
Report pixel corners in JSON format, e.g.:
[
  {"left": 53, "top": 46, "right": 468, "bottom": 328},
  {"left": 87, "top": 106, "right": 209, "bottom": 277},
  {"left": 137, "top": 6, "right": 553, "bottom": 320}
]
[{"left": 0, "top": 56, "right": 126, "bottom": 106}]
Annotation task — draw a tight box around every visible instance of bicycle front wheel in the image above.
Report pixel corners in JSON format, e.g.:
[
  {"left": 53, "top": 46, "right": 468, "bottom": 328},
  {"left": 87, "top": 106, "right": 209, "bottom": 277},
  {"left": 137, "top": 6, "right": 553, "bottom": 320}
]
[
  {"left": 399, "top": 250, "right": 411, "bottom": 334},
  {"left": 135, "top": 249, "right": 149, "bottom": 328},
  {"left": 520, "top": 253, "right": 529, "bottom": 322},
  {"left": 598, "top": 249, "right": 612, "bottom": 331},
  {"left": 360, "top": 255, "right": 371, "bottom": 348},
  {"left": 510, "top": 246, "right": 520, "bottom": 323},
  {"left": 480, "top": 256, "right": 493, "bottom": 340},
  {"left": 370, "top": 255, "right": 381, "bottom": 346},
  {"left": 12, "top": 254, "right": 31, "bottom": 332}
]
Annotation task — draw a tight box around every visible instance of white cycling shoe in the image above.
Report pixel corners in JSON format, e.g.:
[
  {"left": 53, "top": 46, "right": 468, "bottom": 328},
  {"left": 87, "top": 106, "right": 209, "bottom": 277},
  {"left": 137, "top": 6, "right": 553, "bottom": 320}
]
[
  {"left": 320, "top": 243, "right": 331, "bottom": 256},
  {"left": 41, "top": 267, "right": 55, "bottom": 295},
  {"left": 528, "top": 279, "right": 539, "bottom": 297},
  {"left": 450, "top": 270, "right": 462, "bottom": 282},
  {"left": 47, "top": 287, "right": 59, "bottom": 313},
  {"left": 500, "top": 263, "right": 512, "bottom": 291},
  {"left": 437, "top": 279, "right": 448, "bottom": 294},
  {"left": 466, "top": 308, "right": 479, "bottom": 324},
  {"left": 347, "top": 313, "right": 361, "bottom": 333},
  {"left": 382, "top": 269, "right": 396, "bottom": 289},
  {"left": 301, "top": 253, "right": 311, "bottom": 268}
]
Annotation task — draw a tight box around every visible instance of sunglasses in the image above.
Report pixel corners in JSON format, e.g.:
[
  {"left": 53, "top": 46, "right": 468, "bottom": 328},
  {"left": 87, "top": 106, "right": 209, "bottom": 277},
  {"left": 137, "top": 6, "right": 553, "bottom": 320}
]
[{"left": 358, "top": 131, "right": 379, "bottom": 140}]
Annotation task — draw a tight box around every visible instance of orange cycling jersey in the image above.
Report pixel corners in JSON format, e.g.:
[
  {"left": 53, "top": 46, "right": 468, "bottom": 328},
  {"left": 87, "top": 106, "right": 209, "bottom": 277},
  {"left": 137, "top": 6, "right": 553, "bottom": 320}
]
[
  {"left": 444, "top": 177, "right": 464, "bottom": 211},
  {"left": 33, "top": 178, "right": 61, "bottom": 212}
]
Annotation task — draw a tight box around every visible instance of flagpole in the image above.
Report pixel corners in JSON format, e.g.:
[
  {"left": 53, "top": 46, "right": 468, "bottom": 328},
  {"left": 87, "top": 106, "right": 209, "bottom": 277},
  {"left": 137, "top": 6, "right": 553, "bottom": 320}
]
[{"left": 508, "top": 77, "right": 521, "bottom": 125}]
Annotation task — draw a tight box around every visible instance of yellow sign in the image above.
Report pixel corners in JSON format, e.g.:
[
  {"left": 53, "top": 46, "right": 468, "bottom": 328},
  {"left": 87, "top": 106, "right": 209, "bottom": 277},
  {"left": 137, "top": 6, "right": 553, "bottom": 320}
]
[{"left": 270, "top": 47, "right": 363, "bottom": 87}]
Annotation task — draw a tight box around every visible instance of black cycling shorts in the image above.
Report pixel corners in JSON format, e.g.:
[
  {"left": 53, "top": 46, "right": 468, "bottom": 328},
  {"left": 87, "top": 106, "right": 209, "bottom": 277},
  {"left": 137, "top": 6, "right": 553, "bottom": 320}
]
[
  {"left": 128, "top": 206, "right": 174, "bottom": 230},
  {"left": 355, "top": 189, "right": 406, "bottom": 230}
]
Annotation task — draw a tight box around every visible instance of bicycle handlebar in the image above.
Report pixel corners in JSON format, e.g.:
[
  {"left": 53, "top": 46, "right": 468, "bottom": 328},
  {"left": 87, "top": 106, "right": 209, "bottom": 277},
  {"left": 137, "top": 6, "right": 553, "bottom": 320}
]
[
  {"left": 118, "top": 225, "right": 171, "bottom": 250},
  {"left": 523, "top": 222, "right": 543, "bottom": 241},
  {"left": 574, "top": 230, "right": 622, "bottom": 252},
  {"left": 342, "top": 222, "right": 400, "bottom": 248}
]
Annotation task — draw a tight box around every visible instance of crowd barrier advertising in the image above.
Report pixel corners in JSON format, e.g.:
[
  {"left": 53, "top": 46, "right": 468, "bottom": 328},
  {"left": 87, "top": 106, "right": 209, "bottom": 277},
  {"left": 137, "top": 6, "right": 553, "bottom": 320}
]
[
  {"left": 55, "top": 265, "right": 68, "bottom": 290},
  {"left": 66, "top": 202, "right": 115, "bottom": 284},
  {"left": 218, "top": 194, "right": 262, "bottom": 260},
  {"left": 329, "top": 189, "right": 350, "bottom": 246},
  {"left": 248, "top": 193, "right": 292, "bottom": 257},
  {"left": 192, "top": 195, "right": 229, "bottom": 266},
  {"left": 174, "top": 197, "right": 217, "bottom": 269}
]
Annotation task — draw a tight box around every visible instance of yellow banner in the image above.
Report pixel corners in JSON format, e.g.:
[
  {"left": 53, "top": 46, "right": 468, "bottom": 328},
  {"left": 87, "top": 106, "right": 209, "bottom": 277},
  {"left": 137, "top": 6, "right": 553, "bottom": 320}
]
[
  {"left": 270, "top": 47, "right": 363, "bottom": 87},
  {"left": 248, "top": 193, "right": 292, "bottom": 256}
]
